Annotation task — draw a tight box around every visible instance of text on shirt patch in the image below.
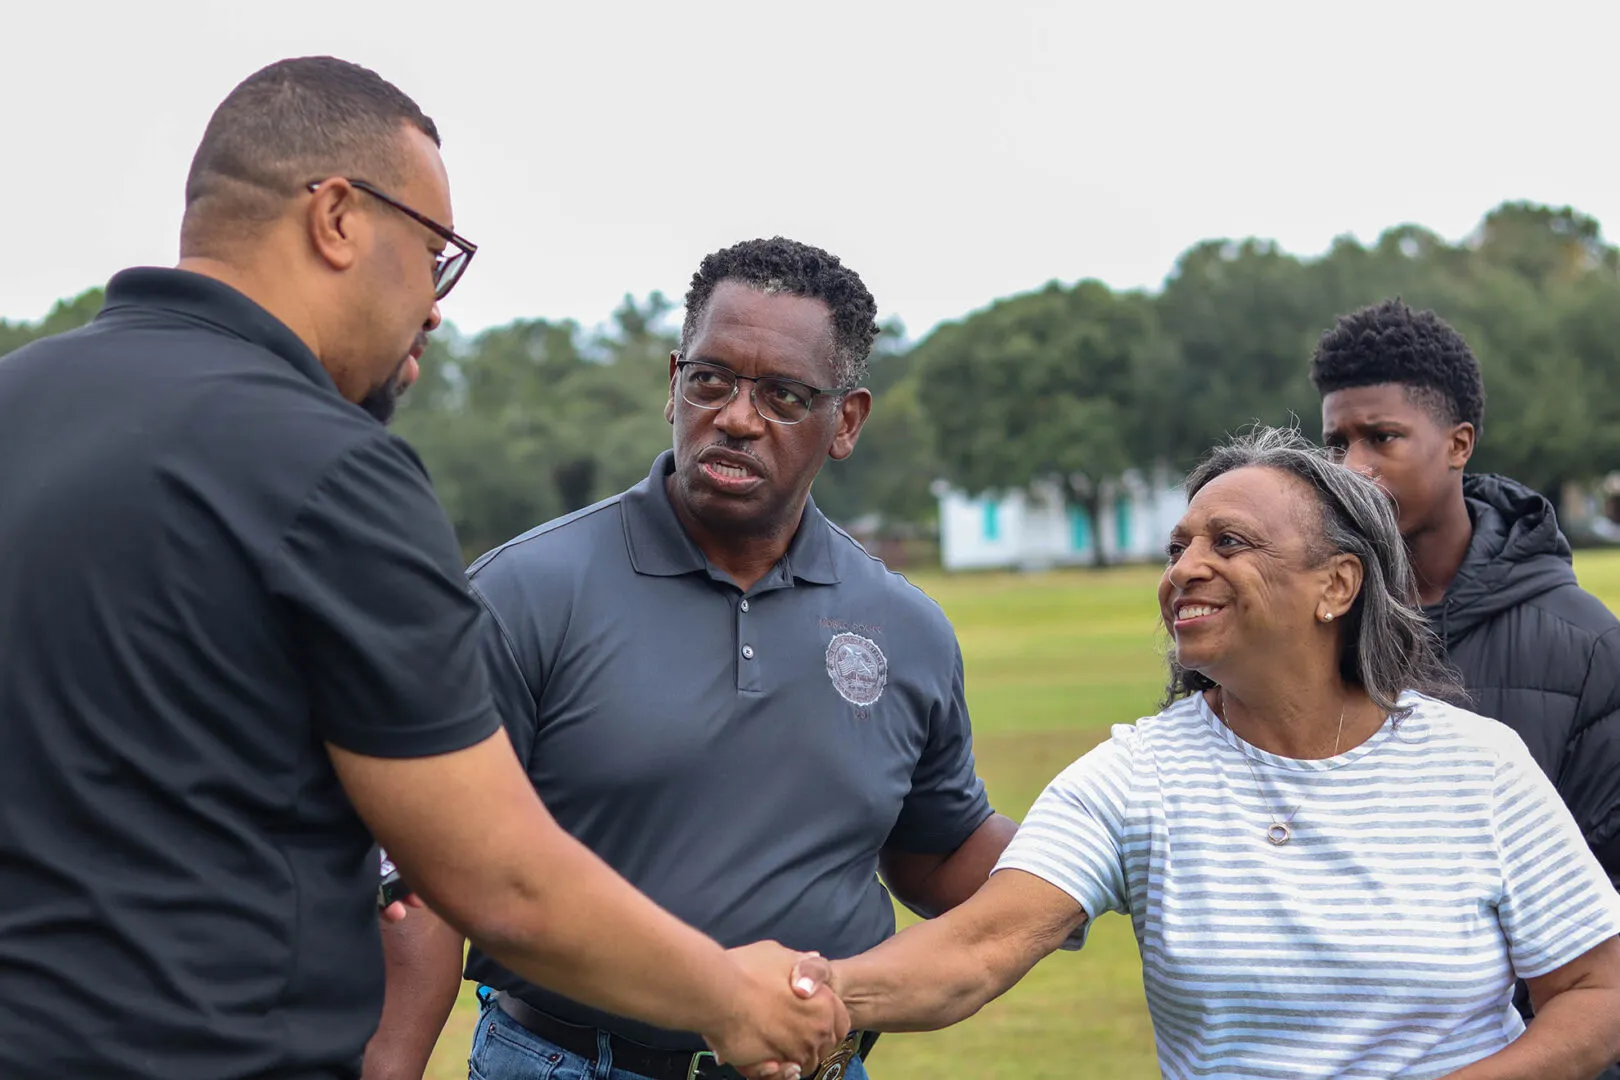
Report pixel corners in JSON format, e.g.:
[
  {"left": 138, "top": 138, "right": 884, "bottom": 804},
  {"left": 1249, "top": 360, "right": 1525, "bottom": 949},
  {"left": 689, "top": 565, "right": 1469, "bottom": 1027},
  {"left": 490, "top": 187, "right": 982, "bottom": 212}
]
[
  {"left": 825, "top": 632, "right": 887, "bottom": 707},
  {"left": 818, "top": 616, "right": 884, "bottom": 637}
]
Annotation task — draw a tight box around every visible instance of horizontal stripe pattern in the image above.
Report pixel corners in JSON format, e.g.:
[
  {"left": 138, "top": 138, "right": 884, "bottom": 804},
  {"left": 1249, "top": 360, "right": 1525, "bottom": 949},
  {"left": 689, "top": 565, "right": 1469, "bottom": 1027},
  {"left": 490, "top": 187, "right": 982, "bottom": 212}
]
[{"left": 995, "top": 691, "right": 1620, "bottom": 1079}]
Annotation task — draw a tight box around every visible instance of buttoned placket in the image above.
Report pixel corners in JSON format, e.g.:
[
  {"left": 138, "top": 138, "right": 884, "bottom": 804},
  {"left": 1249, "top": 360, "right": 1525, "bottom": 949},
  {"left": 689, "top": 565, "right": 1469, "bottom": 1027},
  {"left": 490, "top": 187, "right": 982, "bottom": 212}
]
[{"left": 732, "top": 566, "right": 793, "bottom": 694}]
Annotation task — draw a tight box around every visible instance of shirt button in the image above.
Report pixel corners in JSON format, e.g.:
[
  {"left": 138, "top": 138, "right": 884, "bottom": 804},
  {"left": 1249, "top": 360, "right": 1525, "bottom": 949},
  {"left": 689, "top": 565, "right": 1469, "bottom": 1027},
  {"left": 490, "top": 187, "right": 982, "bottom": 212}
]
[
  {"left": 741, "top": 644, "right": 755, "bottom": 659},
  {"left": 740, "top": 598, "right": 750, "bottom": 613}
]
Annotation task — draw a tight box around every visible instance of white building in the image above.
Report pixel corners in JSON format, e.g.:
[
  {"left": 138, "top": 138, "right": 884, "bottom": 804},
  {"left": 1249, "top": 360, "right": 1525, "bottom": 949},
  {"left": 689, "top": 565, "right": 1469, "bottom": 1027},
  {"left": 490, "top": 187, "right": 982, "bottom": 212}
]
[{"left": 934, "top": 469, "right": 1187, "bottom": 571}]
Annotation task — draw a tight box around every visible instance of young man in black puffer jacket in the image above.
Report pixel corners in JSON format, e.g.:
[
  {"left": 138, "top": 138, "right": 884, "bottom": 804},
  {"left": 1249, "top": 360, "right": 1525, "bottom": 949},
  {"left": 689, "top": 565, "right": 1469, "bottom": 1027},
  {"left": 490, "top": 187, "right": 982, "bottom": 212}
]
[{"left": 1313, "top": 298, "right": 1620, "bottom": 1050}]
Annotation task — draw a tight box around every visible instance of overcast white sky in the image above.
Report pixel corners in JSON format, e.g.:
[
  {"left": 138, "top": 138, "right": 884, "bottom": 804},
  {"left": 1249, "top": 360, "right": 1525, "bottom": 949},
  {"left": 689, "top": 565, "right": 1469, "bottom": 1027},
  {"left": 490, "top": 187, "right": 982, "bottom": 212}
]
[{"left": 6, "top": 0, "right": 1617, "bottom": 342}]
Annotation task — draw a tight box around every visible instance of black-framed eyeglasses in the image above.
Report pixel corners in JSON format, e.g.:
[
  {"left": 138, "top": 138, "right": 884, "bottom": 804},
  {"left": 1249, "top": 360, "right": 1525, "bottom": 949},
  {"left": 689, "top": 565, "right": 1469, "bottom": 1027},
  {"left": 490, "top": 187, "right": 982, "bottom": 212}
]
[
  {"left": 674, "top": 357, "right": 843, "bottom": 426},
  {"left": 305, "top": 178, "right": 477, "bottom": 300}
]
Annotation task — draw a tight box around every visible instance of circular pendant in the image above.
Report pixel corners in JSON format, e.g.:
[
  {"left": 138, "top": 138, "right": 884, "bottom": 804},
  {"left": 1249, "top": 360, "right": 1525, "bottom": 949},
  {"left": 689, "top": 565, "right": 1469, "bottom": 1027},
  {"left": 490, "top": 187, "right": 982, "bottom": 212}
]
[{"left": 1267, "top": 823, "right": 1291, "bottom": 846}]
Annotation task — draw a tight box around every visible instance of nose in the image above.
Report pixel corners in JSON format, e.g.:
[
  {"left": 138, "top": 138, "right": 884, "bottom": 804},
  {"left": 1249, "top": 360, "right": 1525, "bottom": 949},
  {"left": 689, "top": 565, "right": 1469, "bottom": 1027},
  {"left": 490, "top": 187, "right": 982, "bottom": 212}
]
[
  {"left": 1166, "top": 539, "right": 1215, "bottom": 591},
  {"left": 712, "top": 383, "right": 767, "bottom": 438},
  {"left": 1341, "top": 442, "right": 1378, "bottom": 480},
  {"left": 423, "top": 303, "right": 442, "bottom": 333}
]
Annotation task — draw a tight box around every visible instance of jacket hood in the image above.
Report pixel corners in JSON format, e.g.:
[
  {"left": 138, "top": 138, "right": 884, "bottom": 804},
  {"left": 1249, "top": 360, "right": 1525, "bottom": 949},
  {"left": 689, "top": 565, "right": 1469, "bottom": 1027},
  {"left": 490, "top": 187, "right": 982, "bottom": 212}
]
[{"left": 1423, "top": 473, "right": 1577, "bottom": 642}]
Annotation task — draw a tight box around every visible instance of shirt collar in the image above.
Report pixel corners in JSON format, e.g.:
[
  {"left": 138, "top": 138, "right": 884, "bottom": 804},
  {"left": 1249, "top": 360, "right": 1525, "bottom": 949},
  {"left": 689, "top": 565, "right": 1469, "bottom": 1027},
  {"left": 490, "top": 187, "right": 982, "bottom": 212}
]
[
  {"left": 622, "top": 451, "right": 840, "bottom": 586},
  {"left": 98, "top": 267, "right": 340, "bottom": 397}
]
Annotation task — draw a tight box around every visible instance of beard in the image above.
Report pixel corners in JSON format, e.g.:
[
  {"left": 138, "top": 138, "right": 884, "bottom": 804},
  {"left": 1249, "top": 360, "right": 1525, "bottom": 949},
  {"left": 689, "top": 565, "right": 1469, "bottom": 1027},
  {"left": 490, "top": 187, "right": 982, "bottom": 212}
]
[
  {"left": 358, "top": 364, "right": 407, "bottom": 424},
  {"left": 358, "top": 333, "right": 426, "bottom": 425}
]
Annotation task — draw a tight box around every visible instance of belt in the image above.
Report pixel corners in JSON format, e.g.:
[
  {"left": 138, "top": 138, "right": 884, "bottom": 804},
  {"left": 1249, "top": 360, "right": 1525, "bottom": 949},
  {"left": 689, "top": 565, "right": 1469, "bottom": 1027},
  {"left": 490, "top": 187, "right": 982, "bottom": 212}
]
[{"left": 493, "top": 992, "right": 870, "bottom": 1080}]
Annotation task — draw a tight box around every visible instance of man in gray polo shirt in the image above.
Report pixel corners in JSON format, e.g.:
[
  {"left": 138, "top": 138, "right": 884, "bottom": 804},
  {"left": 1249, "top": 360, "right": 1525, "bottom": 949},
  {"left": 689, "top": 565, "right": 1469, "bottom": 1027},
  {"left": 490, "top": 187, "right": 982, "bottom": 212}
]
[{"left": 364, "top": 237, "right": 1015, "bottom": 1080}]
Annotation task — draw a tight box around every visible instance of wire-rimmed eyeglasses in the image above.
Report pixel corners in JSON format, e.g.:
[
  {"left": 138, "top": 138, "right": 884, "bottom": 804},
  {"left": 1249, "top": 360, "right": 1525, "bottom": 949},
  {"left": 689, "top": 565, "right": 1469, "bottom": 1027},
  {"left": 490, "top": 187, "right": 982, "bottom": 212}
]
[{"left": 674, "top": 357, "right": 844, "bottom": 426}]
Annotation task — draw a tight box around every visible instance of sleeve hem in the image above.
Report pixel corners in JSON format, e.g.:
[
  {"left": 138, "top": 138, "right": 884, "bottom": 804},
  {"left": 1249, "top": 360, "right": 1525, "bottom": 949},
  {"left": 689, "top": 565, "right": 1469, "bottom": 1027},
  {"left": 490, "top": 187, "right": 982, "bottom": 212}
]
[
  {"left": 884, "top": 802, "right": 995, "bottom": 855},
  {"left": 1514, "top": 917, "right": 1620, "bottom": 980},
  {"left": 991, "top": 859, "right": 1101, "bottom": 952},
  {"left": 324, "top": 703, "right": 503, "bottom": 760}
]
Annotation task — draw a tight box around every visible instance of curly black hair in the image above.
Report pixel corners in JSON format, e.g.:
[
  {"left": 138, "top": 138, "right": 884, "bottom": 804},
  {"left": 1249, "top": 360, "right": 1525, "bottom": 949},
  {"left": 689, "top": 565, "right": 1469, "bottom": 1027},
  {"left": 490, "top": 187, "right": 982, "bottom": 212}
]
[
  {"left": 682, "top": 237, "right": 880, "bottom": 388},
  {"left": 1309, "top": 298, "right": 1486, "bottom": 435}
]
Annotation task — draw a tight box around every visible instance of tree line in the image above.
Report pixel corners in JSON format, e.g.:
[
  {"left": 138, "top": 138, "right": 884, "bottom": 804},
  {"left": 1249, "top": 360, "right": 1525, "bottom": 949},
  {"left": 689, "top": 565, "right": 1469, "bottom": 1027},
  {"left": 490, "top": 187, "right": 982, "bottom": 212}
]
[{"left": 5, "top": 201, "right": 1617, "bottom": 564}]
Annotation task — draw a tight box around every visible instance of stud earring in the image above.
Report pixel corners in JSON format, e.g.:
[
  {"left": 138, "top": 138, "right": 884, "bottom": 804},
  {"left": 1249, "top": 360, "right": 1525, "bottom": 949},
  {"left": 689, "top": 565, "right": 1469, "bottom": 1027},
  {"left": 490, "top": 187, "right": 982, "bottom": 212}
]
[{"left": 1321, "top": 611, "right": 1334, "bottom": 623}]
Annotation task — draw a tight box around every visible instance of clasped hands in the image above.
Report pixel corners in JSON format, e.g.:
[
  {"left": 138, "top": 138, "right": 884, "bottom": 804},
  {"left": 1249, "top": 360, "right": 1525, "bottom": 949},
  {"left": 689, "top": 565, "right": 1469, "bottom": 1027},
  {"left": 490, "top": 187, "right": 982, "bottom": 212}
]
[{"left": 708, "top": 942, "right": 847, "bottom": 1080}]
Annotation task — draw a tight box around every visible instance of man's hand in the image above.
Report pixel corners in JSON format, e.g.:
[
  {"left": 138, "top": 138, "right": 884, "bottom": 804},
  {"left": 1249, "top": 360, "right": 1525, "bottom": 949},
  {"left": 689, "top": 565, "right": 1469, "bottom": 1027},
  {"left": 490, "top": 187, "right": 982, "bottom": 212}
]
[{"left": 706, "top": 942, "right": 847, "bottom": 1080}]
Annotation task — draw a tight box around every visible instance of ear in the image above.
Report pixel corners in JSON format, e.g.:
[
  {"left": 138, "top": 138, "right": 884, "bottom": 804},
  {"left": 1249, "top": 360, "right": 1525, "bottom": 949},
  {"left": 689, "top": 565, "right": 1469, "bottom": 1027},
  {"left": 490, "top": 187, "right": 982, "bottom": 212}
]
[
  {"left": 1447, "top": 422, "right": 1476, "bottom": 471},
  {"left": 828, "top": 388, "right": 873, "bottom": 462},
  {"left": 665, "top": 351, "right": 679, "bottom": 425},
  {"left": 305, "top": 179, "right": 365, "bottom": 273},
  {"left": 1318, "top": 553, "right": 1364, "bottom": 623}
]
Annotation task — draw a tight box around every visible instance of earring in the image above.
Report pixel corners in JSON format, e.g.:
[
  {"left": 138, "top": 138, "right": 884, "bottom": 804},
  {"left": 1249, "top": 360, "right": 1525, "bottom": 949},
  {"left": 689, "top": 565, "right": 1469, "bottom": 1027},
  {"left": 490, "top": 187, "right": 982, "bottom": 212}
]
[{"left": 1321, "top": 611, "right": 1334, "bottom": 623}]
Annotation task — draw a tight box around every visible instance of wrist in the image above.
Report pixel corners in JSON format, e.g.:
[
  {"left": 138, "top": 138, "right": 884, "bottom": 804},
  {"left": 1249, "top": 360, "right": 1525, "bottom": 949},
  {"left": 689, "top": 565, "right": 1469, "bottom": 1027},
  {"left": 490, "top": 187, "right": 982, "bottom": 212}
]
[
  {"left": 828, "top": 959, "right": 868, "bottom": 1031},
  {"left": 704, "top": 954, "right": 754, "bottom": 1049}
]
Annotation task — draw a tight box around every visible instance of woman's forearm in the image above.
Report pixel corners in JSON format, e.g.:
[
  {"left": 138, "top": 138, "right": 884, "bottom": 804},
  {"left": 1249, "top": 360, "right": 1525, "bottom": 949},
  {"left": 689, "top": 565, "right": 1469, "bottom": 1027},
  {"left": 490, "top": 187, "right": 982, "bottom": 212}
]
[
  {"left": 1442, "top": 987, "right": 1620, "bottom": 1080},
  {"left": 832, "top": 872, "right": 1087, "bottom": 1033},
  {"left": 834, "top": 919, "right": 1005, "bottom": 1032}
]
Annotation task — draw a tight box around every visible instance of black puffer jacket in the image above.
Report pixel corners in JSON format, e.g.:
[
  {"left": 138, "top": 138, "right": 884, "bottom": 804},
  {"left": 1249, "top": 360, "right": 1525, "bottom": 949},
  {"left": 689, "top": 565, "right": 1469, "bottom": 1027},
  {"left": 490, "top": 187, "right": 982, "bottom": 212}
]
[
  {"left": 1427, "top": 474, "right": 1620, "bottom": 883},
  {"left": 1437, "top": 475, "right": 1620, "bottom": 1049}
]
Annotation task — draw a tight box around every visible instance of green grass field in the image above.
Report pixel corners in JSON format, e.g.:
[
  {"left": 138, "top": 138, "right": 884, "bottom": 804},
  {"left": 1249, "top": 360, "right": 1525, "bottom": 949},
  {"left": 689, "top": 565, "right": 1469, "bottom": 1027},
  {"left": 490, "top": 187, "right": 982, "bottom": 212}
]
[{"left": 422, "top": 550, "right": 1620, "bottom": 1080}]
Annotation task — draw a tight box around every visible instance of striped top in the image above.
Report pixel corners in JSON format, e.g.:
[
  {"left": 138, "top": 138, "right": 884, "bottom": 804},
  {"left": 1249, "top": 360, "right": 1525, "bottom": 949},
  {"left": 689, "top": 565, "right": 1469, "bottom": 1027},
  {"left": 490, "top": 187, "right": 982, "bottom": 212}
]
[{"left": 995, "top": 691, "right": 1620, "bottom": 1079}]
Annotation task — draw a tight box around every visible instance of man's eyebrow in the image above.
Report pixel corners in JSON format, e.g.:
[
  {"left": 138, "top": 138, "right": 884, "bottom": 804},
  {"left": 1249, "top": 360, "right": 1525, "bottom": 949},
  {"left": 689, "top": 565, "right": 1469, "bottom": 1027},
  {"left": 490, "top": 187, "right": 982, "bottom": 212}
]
[
  {"left": 1337, "top": 414, "right": 1408, "bottom": 429},
  {"left": 683, "top": 355, "right": 817, "bottom": 385}
]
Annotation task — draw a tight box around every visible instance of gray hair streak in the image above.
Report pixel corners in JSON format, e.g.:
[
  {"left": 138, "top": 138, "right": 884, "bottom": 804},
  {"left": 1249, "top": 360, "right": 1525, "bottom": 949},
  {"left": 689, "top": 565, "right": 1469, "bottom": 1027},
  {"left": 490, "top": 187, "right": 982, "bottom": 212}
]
[{"left": 1163, "top": 426, "right": 1463, "bottom": 716}]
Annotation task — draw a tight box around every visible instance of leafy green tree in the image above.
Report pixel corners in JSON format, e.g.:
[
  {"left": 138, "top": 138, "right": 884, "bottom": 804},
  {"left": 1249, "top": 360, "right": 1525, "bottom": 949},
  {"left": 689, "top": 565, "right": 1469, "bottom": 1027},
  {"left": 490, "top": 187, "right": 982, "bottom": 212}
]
[
  {"left": 0, "top": 289, "right": 104, "bottom": 358},
  {"left": 913, "top": 279, "right": 1158, "bottom": 564}
]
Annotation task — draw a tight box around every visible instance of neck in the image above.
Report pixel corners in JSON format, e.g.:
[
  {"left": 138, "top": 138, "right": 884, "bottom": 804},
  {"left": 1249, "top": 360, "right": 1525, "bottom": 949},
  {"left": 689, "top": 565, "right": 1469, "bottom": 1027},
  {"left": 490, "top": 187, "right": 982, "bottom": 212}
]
[
  {"left": 1213, "top": 670, "right": 1375, "bottom": 760},
  {"left": 666, "top": 475, "right": 803, "bottom": 592},
  {"left": 176, "top": 254, "right": 327, "bottom": 378},
  {"left": 1406, "top": 485, "right": 1473, "bottom": 607}
]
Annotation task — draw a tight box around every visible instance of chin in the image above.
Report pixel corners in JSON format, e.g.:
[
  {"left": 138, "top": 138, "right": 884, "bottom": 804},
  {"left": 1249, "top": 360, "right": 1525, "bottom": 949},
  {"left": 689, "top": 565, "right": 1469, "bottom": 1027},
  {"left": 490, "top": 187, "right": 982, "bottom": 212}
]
[{"left": 1171, "top": 643, "right": 1218, "bottom": 676}]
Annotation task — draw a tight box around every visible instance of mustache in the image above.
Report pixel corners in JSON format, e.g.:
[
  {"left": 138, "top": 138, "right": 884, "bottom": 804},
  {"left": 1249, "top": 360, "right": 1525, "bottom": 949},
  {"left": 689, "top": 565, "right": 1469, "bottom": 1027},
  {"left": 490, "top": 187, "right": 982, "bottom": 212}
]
[{"left": 703, "top": 437, "right": 765, "bottom": 463}]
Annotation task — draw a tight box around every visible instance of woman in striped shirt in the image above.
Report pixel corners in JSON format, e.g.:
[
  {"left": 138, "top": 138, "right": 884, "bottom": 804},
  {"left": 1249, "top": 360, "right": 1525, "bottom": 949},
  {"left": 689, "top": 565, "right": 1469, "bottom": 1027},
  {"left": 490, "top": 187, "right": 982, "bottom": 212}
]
[{"left": 810, "top": 427, "right": 1620, "bottom": 1080}]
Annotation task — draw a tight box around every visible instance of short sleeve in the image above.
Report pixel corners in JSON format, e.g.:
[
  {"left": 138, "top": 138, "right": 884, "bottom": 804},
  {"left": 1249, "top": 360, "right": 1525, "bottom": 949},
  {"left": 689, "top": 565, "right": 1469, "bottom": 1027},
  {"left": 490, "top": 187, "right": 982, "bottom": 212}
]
[
  {"left": 1493, "top": 729, "right": 1620, "bottom": 978},
  {"left": 994, "top": 727, "right": 1135, "bottom": 949},
  {"left": 270, "top": 434, "right": 500, "bottom": 758},
  {"left": 885, "top": 641, "right": 994, "bottom": 853},
  {"left": 467, "top": 579, "right": 544, "bottom": 767}
]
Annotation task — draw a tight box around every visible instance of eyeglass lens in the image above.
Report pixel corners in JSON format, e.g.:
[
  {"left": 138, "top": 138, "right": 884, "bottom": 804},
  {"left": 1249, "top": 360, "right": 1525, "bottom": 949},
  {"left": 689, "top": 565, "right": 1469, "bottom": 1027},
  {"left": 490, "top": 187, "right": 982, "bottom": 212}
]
[{"left": 681, "top": 364, "right": 817, "bottom": 424}]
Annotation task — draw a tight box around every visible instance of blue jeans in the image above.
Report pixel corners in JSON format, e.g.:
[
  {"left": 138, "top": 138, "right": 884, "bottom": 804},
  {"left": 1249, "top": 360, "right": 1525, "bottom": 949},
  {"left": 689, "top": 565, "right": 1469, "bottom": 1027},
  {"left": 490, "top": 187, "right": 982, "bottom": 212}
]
[{"left": 467, "top": 992, "right": 870, "bottom": 1080}]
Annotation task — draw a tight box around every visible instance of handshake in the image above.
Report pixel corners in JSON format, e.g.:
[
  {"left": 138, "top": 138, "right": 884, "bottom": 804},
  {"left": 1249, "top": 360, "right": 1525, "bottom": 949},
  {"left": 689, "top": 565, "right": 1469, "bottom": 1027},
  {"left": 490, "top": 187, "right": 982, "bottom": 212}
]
[{"left": 708, "top": 942, "right": 853, "bottom": 1080}]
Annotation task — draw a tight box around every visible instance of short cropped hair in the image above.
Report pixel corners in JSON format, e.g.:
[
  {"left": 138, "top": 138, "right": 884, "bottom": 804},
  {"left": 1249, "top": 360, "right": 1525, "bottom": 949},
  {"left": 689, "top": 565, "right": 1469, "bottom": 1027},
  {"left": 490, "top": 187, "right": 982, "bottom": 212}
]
[
  {"left": 181, "top": 56, "right": 439, "bottom": 255},
  {"left": 1163, "top": 426, "right": 1462, "bottom": 717},
  {"left": 682, "top": 237, "right": 881, "bottom": 389},
  {"left": 1308, "top": 298, "right": 1486, "bottom": 435}
]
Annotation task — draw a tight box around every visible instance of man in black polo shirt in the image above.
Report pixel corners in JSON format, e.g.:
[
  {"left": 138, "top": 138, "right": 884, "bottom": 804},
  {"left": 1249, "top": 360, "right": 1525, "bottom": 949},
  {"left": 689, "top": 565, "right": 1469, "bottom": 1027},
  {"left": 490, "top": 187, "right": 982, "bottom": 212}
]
[
  {"left": 366, "top": 238, "right": 1017, "bottom": 1080},
  {"left": 0, "top": 59, "right": 844, "bottom": 1080}
]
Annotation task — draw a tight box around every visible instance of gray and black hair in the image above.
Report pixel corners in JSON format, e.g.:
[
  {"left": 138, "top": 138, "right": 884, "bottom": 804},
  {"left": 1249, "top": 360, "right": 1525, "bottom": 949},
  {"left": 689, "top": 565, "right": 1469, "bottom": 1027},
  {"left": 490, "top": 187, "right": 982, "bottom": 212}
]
[
  {"left": 1163, "top": 426, "right": 1462, "bottom": 716},
  {"left": 181, "top": 56, "right": 440, "bottom": 256},
  {"left": 681, "top": 236, "right": 881, "bottom": 389}
]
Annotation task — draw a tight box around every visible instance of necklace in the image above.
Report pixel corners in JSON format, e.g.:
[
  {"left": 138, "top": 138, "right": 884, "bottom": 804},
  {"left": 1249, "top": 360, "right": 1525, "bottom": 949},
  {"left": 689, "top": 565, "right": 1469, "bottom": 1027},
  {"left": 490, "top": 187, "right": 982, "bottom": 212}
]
[{"left": 1217, "top": 689, "right": 1345, "bottom": 847}]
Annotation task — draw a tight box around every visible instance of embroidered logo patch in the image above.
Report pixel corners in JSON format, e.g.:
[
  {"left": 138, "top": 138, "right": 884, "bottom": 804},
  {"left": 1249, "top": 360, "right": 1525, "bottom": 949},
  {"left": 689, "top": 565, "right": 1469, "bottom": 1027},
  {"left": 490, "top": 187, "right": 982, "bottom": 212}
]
[{"left": 825, "top": 632, "right": 887, "bottom": 707}]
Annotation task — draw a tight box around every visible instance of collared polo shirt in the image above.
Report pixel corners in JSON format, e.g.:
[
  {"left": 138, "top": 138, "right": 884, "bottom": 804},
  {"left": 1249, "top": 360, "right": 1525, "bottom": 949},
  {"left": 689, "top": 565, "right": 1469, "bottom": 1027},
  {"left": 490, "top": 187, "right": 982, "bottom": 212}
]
[
  {"left": 0, "top": 268, "right": 500, "bottom": 1080},
  {"left": 463, "top": 451, "right": 993, "bottom": 1050}
]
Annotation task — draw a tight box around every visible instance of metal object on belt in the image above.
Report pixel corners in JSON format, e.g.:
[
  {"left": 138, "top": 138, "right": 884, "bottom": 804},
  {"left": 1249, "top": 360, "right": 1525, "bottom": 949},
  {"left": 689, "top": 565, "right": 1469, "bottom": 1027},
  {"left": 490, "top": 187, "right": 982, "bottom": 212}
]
[
  {"left": 683, "top": 1030, "right": 863, "bottom": 1080},
  {"left": 807, "top": 1031, "right": 862, "bottom": 1080}
]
